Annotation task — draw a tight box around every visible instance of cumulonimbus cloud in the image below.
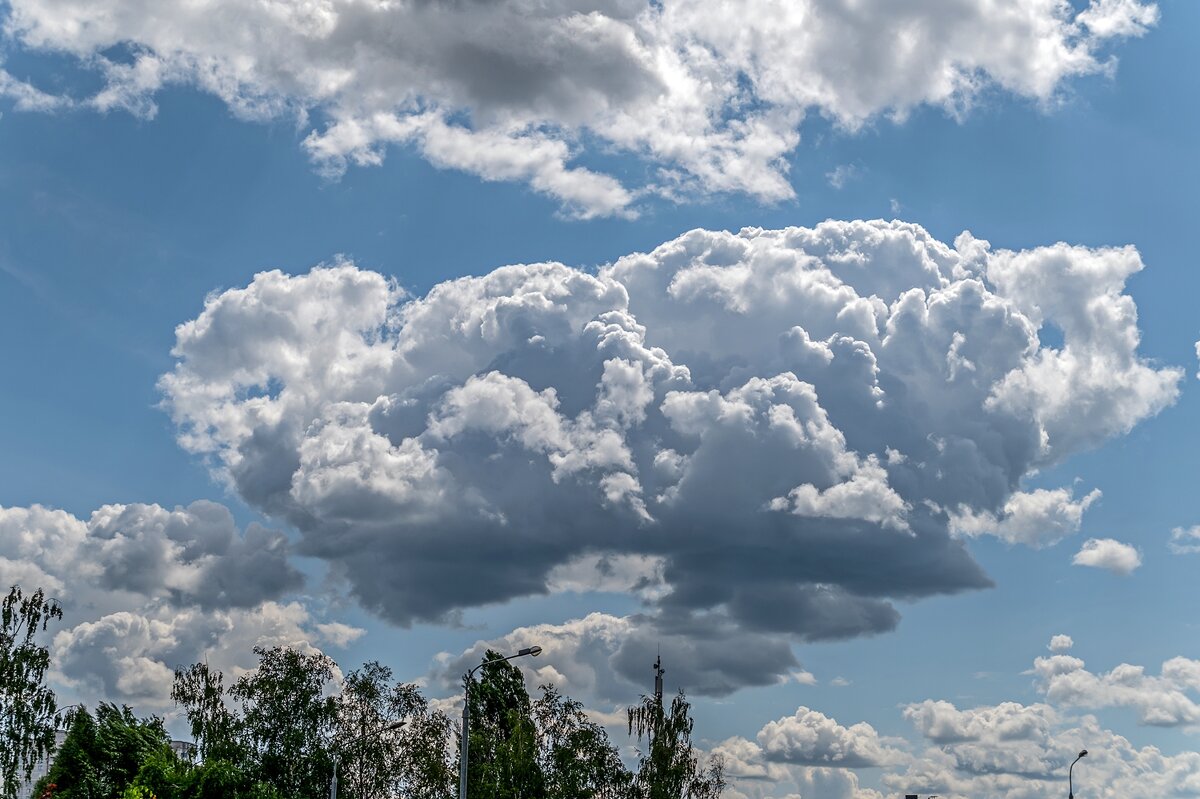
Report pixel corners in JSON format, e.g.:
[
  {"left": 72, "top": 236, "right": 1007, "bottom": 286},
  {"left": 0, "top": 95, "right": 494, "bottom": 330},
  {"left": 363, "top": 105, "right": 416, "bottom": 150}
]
[
  {"left": 1, "top": 0, "right": 1159, "bottom": 216},
  {"left": 156, "top": 219, "right": 1179, "bottom": 694}
]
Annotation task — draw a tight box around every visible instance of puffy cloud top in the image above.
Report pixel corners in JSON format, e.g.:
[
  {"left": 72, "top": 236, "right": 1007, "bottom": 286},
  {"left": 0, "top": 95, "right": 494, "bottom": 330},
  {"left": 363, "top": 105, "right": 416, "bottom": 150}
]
[
  {"left": 1, "top": 0, "right": 1159, "bottom": 216},
  {"left": 757, "top": 707, "right": 904, "bottom": 768},
  {"left": 155, "top": 220, "right": 1178, "bottom": 695}
]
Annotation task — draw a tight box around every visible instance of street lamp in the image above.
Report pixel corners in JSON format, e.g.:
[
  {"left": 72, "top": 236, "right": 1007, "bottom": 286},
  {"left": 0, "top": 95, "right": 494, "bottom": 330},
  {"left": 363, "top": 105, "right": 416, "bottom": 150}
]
[
  {"left": 1069, "top": 749, "right": 1088, "bottom": 798},
  {"left": 330, "top": 719, "right": 407, "bottom": 799},
  {"left": 458, "top": 645, "right": 543, "bottom": 799}
]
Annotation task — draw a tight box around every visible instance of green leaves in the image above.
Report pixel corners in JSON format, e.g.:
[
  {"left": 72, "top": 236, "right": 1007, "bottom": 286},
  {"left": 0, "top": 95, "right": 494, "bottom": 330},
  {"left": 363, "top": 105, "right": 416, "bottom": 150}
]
[
  {"left": 229, "top": 646, "right": 339, "bottom": 797},
  {"left": 534, "top": 685, "right": 630, "bottom": 799},
  {"left": 0, "top": 585, "right": 62, "bottom": 799},
  {"left": 4, "top": 602, "right": 725, "bottom": 799},
  {"left": 628, "top": 691, "right": 725, "bottom": 799},
  {"left": 464, "top": 651, "right": 545, "bottom": 799}
]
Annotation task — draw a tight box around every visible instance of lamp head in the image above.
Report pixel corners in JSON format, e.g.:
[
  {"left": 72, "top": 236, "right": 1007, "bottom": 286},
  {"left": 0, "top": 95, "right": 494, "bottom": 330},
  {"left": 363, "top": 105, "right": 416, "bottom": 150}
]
[
  {"left": 519, "top": 645, "right": 543, "bottom": 657},
  {"left": 1079, "top": 749, "right": 1088, "bottom": 758},
  {"left": 387, "top": 720, "right": 408, "bottom": 732}
]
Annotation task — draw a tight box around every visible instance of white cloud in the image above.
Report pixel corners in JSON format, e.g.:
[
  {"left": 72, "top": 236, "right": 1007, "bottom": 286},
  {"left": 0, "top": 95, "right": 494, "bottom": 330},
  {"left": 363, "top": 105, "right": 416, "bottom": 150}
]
[
  {"left": 545, "top": 553, "right": 667, "bottom": 599},
  {"left": 950, "top": 486, "right": 1100, "bottom": 547},
  {"left": 701, "top": 637, "right": 1200, "bottom": 799},
  {"left": 826, "top": 164, "right": 861, "bottom": 190},
  {"left": 1049, "top": 634, "right": 1075, "bottom": 653},
  {"left": 1072, "top": 537, "right": 1142, "bottom": 575},
  {"left": 0, "top": 501, "right": 343, "bottom": 709},
  {"left": 155, "top": 221, "right": 1178, "bottom": 693},
  {"left": 1168, "top": 525, "right": 1200, "bottom": 555},
  {"left": 713, "top": 710, "right": 899, "bottom": 799},
  {"left": 2, "top": 0, "right": 1158, "bottom": 216},
  {"left": 985, "top": 243, "right": 1179, "bottom": 459},
  {"left": 1032, "top": 649, "right": 1200, "bottom": 727},
  {"left": 0, "top": 68, "right": 72, "bottom": 111},
  {"left": 757, "top": 707, "right": 906, "bottom": 768},
  {"left": 888, "top": 707, "right": 1200, "bottom": 799},
  {"left": 883, "top": 641, "right": 1200, "bottom": 798}
]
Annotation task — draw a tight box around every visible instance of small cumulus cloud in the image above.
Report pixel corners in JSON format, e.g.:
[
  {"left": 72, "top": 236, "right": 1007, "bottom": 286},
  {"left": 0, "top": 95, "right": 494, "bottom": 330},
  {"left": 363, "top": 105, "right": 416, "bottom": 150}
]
[
  {"left": 1072, "top": 538, "right": 1142, "bottom": 575},
  {"left": 1048, "top": 634, "right": 1075, "bottom": 653}
]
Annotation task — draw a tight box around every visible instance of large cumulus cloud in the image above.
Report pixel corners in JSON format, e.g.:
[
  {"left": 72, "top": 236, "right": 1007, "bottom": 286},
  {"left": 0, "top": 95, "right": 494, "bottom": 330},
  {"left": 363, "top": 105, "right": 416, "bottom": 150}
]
[
  {"left": 1, "top": 0, "right": 1158, "bottom": 216},
  {"left": 157, "top": 220, "right": 1178, "bottom": 693}
]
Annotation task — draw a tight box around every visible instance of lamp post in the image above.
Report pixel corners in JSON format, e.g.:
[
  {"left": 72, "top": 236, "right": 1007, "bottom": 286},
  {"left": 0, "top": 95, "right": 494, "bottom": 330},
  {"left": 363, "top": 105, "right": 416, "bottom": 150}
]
[
  {"left": 330, "top": 719, "right": 406, "bottom": 799},
  {"left": 1069, "top": 749, "right": 1088, "bottom": 799},
  {"left": 458, "top": 645, "right": 543, "bottom": 799}
]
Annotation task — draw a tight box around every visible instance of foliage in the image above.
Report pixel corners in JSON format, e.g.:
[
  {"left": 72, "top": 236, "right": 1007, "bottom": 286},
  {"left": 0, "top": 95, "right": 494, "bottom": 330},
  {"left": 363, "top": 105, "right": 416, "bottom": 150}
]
[
  {"left": 332, "top": 661, "right": 455, "bottom": 799},
  {"left": 21, "top": 626, "right": 724, "bottom": 799},
  {"left": 229, "top": 646, "right": 338, "bottom": 797},
  {"left": 37, "top": 707, "right": 102, "bottom": 799},
  {"left": 93, "top": 703, "right": 173, "bottom": 796},
  {"left": 171, "top": 662, "right": 243, "bottom": 765},
  {"left": 40, "top": 704, "right": 173, "bottom": 799},
  {"left": 628, "top": 690, "right": 725, "bottom": 799},
  {"left": 0, "top": 585, "right": 63, "bottom": 799},
  {"left": 463, "top": 650, "right": 545, "bottom": 799},
  {"left": 534, "top": 685, "right": 630, "bottom": 799},
  {"left": 389, "top": 682, "right": 455, "bottom": 799}
]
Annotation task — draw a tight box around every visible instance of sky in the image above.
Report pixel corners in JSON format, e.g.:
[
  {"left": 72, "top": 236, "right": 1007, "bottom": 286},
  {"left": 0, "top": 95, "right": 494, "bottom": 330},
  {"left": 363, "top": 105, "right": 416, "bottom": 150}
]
[{"left": 1, "top": 0, "right": 1199, "bottom": 797}]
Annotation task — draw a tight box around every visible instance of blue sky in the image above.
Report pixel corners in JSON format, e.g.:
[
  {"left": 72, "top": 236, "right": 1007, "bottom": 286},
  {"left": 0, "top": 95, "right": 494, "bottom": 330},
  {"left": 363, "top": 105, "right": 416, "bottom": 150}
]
[{"left": 2, "top": 1, "right": 1199, "bottom": 796}]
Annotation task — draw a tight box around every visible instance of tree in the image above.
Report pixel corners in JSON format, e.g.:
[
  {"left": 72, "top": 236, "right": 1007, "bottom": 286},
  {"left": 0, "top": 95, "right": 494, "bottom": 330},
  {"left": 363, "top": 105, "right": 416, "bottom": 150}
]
[
  {"left": 333, "top": 661, "right": 402, "bottom": 799},
  {"left": 331, "top": 660, "right": 457, "bottom": 799},
  {"left": 0, "top": 585, "right": 63, "bottom": 799},
  {"left": 92, "top": 703, "right": 172, "bottom": 798},
  {"left": 37, "top": 707, "right": 101, "bottom": 799},
  {"left": 230, "top": 646, "right": 338, "bottom": 797},
  {"left": 389, "top": 682, "right": 455, "bottom": 799},
  {"left": 172, "top": 662, "right": 244, "bottom": 765},
  {"left": 533, "top": 685, "right": 630, "bottom": 799},
  {"left": 463, "top": 651, "right": 544, "bottom": 799},
  {"left": 628, "top": 689, "right": 724, "bottom": 799},
  {"left": 39, "top": 703, "right": 175, "bottom": 799}
]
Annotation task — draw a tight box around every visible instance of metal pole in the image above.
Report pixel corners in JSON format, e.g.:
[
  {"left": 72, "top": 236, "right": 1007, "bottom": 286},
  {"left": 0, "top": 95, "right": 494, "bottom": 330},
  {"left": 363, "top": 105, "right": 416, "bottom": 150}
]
[
  {"left": 1069, "top": 750, "right": 1086, "bottom": 799},
  {"left": 459, "top": 686, "right": 470, "bottom": 799},
  {"left": 330, "top": 757, "right": 338, "bottom": 799}
]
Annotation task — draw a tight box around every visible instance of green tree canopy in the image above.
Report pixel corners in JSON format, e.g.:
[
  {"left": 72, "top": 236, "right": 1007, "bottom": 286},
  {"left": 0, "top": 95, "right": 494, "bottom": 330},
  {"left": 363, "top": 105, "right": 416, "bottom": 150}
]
[
  {"left": 534, "top": 684, "right": 630, "bottom": 799},
  {"left": 0, "top": 585, "right": 62, "bottom": 799},
  {"left": 172, "top": 661, "right": 244, "bottom": 765},
  {"left": 333, "top": 661, "right": 456, "bottom": 799},
  {"left": 229, "top": 646, "right": 338, "bottom": 797},
  {"left": 463, "top": 650, "right": 545, "bottom": 799},
  {"left": 37, "top": 706, "right": 101, "bottom": 799},
  {"left": 628, "top": 689, "right": 724, "bottom": 799}
]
